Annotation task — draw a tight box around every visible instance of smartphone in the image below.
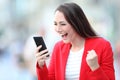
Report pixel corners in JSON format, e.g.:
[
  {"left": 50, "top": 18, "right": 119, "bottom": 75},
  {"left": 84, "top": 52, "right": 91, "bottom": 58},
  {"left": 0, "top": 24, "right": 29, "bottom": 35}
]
[{"left": 33, "top": 36, "right": 49, "bottom": 57}]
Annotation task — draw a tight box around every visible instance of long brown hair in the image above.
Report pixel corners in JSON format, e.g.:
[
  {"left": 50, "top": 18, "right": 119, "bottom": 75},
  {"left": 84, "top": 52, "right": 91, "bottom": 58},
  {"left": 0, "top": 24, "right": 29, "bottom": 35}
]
[{"left": 55, "top": 2, "right": 97, "bottom": 38}]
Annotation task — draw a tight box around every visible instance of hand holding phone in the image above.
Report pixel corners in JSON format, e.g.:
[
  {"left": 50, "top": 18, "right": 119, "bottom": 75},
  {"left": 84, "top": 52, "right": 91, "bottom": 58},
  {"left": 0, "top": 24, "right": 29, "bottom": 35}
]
[{"left": 33, "top": 36, "right": 49, "bottom": 57}]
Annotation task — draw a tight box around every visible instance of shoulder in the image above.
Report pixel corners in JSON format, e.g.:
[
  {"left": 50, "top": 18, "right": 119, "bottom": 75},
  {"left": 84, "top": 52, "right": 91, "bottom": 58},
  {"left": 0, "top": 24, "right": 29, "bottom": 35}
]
[
  {"left": 86, "top": 37, "right": 110, "bottom": 44},
  {"left": 86, "top": 37, "right": 111, "bottom": 48},
  {"left": 85, "top": 37, "right": 113, "bottom": 57}
]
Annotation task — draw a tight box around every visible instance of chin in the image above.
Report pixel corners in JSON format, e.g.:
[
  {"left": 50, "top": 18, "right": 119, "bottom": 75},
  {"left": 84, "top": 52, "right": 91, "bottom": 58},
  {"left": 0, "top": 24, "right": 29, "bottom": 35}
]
[{"left": 62, "top": 40, "right": 70, "bottom": 43}]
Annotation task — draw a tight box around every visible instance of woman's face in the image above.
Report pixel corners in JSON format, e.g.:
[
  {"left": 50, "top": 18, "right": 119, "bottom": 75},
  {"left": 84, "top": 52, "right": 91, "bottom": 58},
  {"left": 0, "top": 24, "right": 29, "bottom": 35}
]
[{"left": 54, "top": 10, "right": 77, "bottom": 43}]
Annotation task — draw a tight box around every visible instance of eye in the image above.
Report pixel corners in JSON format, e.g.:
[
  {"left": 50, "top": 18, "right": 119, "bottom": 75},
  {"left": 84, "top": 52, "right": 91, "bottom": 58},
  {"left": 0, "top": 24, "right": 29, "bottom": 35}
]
[
  {"left": 54, "top": 22, "right": 57, "bottom": 26},
  {"left": 59, "top": 21, "right": 66, "bottom": 26},
  {"left": 60, "top": 23, "right": 66, "bottom": 26}
]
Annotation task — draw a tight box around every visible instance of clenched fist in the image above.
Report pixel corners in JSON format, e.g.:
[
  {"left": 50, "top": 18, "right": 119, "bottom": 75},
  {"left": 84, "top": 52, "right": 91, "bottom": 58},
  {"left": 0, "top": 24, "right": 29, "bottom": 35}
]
[{"left": 86, "top": 50, "right": 100, "bottom": 71}]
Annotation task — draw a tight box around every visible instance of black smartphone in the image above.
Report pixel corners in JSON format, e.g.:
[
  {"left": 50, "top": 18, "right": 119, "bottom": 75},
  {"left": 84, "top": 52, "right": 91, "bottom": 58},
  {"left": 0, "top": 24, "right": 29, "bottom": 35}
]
[{"left": 33, "top": 36, "right": 49, "bottom": 57}]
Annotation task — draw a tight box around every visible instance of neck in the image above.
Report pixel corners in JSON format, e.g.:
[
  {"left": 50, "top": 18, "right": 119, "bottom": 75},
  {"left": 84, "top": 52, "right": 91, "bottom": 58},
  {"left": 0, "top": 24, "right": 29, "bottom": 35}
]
[{"left": 70, "top": 37, "right": 85, "bottom": 52}]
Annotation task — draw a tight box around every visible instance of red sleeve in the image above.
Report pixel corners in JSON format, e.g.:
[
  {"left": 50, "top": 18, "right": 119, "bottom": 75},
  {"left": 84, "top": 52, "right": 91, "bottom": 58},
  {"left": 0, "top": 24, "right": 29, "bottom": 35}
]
[
  {"left": 36, "top": 43, "right": 59, "bottom": 80},
  {"left": 36, "top": 63, "right": 49, "bottom": 80},
  {"left": 88, "top": 41, "right": 115, "bottom": 80}
]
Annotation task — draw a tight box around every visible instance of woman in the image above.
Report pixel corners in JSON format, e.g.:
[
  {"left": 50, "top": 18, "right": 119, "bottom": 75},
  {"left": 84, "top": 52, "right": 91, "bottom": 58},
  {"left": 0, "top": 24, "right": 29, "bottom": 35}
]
[{"left": 35, "top": 2, "right": 115, "bottom": 80}]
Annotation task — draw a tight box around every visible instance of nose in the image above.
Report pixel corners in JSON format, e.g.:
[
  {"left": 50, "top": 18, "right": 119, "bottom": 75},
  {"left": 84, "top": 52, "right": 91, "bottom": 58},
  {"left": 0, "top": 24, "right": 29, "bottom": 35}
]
[{"left": 55, "top": 25, "right": 62, "bottom": 33}]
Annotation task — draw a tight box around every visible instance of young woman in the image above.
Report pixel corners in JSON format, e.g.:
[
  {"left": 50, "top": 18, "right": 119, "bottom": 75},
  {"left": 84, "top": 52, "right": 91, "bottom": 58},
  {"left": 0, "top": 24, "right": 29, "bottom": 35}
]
[{"left": 35, "top": 2, "right": 115, "bottom": 80}]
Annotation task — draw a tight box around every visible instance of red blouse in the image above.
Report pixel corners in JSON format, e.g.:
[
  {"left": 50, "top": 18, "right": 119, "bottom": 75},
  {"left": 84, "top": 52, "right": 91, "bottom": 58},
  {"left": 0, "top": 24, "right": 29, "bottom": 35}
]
[{"left": 36, "top": 37, "right": 115, "bottom": 80}]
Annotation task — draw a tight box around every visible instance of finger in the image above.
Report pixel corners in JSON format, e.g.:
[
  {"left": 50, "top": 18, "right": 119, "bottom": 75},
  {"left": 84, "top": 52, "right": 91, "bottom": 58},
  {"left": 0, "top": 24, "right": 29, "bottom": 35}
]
[
  {"left": 91, "top": 50, "right": 97, "bottom": 57},
  {"left": 40, "top": 51, "right": 49, "bottom": 58},
  {"left": 87, "top": 50, "right": 96, "bottom": 55},
  {"left": 36, "top": 49, "right": 48, "bottom": 57},
  {"left": 36, "top": 49, "right": 49, "bottom": 59},
  {"left": 44, "top": 52, "right": 50, "bottom": 58},
  {"left": 87, "top": 50, "right": 97, "bottom": 59},
  {"left": 40, "top": 49, "right": 48, "bottom": 56},
  {"left": 36, "top": 45, "right": 42, "bottom": 53}
]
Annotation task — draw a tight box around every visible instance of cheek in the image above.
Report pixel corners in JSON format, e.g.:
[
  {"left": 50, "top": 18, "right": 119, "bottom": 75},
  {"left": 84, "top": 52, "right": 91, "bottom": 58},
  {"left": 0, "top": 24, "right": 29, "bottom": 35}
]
[
  {"left": 54, "top": 26, "right": 57, "bottom": 32},
  {"left": 68, "top": 28, "right": 76, "bottom": 38},
  {"left": 67, "top": 27, "right": 74, "bottom": 34}
]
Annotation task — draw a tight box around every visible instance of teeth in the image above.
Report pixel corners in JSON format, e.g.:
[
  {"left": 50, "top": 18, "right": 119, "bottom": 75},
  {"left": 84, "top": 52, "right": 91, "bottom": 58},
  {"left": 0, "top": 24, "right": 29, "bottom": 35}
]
[{"left": 61, "top": 33, "right": 67, "bottom": 37}]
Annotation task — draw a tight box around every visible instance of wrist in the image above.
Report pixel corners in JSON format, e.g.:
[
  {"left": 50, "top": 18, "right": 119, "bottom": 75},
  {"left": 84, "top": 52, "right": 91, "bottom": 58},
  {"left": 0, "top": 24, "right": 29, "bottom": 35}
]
[
  {"left": 38, "top": 61, "right": 45, "bottom": 69},
  {"left": 90, "top": 64, "right": 100, "bottom": 71}
]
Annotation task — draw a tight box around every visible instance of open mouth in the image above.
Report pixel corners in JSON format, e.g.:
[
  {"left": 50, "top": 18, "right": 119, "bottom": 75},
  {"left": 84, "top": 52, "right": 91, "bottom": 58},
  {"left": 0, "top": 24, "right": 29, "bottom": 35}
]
[{"left": 61, "top": 33, "right": 68, "bottom": 38}]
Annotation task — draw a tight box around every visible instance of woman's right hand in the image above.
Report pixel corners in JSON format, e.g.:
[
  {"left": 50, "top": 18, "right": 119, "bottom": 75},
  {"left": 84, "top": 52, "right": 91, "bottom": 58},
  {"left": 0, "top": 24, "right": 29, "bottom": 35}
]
[{"left": 35, "top": 45, "right": 49, "bottom": 68}]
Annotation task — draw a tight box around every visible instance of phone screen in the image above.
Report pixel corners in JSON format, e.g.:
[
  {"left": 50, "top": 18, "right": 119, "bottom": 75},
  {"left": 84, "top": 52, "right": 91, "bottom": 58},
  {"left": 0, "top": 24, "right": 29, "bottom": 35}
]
[{"left": 33, "top": 36, "right": 47, "bottom": 52}]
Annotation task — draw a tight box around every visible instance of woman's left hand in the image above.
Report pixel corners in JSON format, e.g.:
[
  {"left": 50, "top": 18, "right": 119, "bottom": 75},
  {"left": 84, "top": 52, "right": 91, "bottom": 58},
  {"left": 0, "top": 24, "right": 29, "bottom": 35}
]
[{"left": 86, "top": 50, "right": 100, "bottom": 71}]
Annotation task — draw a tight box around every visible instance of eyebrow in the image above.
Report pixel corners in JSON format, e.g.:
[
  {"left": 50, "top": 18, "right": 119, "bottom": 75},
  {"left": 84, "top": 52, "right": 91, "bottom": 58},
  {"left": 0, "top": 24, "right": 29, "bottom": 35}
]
[
  {"left": 59, "top": 21, "right": 65, "bottom": 24},
  {"left": 54, "top": 20, "right": 66, "bottom": 24}
]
